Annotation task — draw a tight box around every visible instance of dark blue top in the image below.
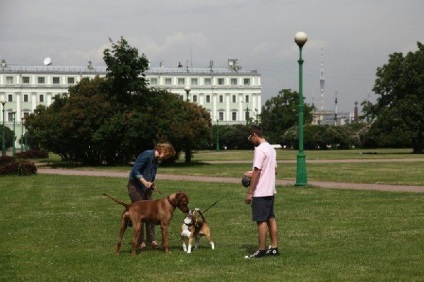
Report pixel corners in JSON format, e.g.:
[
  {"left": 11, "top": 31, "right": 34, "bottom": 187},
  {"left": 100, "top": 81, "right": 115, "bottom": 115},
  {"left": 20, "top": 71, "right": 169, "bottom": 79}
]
[{"left": 129, "top": 150, "right": 158, "bottom": 189}]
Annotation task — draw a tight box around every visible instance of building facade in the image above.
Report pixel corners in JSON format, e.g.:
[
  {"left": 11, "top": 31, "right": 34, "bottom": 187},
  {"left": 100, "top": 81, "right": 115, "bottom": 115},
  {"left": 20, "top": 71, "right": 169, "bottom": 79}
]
[
  {"left": 0, "top": 59, "right": 261, "bottom": 149},
  {"left": 312, "top": 110, "right": 353, "bottom": 125}
]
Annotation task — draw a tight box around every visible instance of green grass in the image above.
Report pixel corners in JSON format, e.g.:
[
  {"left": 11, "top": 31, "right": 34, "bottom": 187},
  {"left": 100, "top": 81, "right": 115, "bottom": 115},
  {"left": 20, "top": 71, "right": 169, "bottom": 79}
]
[
  {"left": 156, "top": 161, "right": 424, "bottom": 186},
  {"left": 1, "top": 175, "right": 423, "bottom": 281},
  {"left": 192, "top": 148, "right": 424, "bottom": 161},
  {"left": 37, "top": 149, "right": 424, "bottom": 186}
]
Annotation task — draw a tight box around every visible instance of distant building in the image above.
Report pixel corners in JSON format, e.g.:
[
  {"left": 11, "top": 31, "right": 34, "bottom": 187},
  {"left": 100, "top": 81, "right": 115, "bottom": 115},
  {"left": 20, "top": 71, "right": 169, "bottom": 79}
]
[
  {"left": 0, "top": 59, "right": 261, "bottom": 148},
  {"left": 312, "top": 110, "right": 352, "bottom": 125}
]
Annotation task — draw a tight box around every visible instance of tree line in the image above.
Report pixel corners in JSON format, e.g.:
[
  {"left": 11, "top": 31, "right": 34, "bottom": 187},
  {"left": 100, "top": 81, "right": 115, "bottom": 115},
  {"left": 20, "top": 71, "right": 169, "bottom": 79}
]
[{"left": 13, "top": 39, "right": 423, "bottom": 164}]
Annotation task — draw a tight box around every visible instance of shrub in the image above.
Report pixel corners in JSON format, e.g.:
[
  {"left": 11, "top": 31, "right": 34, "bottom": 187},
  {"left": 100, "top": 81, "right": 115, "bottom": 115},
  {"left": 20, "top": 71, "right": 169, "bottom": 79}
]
[
  {"left": 0, "top": 156, "right": 37, "bottom": 176},
  {"left": 0, "top": 156, "right": 14, "bottom": 166},
  {"left": 15, "top": 150, "right": 49, "bottom": 159}
]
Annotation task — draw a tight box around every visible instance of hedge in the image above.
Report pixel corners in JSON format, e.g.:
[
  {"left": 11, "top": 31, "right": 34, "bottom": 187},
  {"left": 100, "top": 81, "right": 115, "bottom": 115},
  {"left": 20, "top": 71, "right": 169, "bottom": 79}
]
[{"left": 0, "top": 156, "right": 37, "bottom": 176}]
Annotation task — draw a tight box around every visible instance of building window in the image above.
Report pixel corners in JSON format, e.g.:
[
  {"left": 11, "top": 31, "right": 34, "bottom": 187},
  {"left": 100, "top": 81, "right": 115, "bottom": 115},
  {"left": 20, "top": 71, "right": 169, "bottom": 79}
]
[
  {"left": 244, "top": 78, "right": 251, "bottom": 85},
  {"left": 192, "top": 95, "right": 198, "bottom": 103},
  {"left": 204, "top": 78, "right": 211, "bottom": 85},
  {"left": 218, "top": 78, "right": 225, "bottom": 85},
  {"left": 245, "top": 110, "right": 250, "bottom": 120},
  {"left": 191, "top": 78, "right": 198, "bottom": 85},
  {"left": 178, "top": 78, "right": 185, "bottom": 85},
  {"left": 8, "top": 112, "right": 15, "bottom": 122},
  {"left": 39, "top": 94, "right": 44, "bottom": 103},
  {"left": 231, "top": 78, "right": 237, "bottom": 85},
  {"left": 232, "top": 112, "right": 237, "bottom": 121},
  {"left": 38, "top": 77, "right": 45, "bottom": 84},
  {"left": 206, "top": 95, "right": 211, "bottom": 103},
  {"left": 8, "top": 94, "right": 13, "bottom": 102},
  {"left": 67, "top": 77, "right": 75, "bottom": 84},
  {"left": 6, "top": 76, "right": 14, "bottom": 84},
  {"left": 23, "top": 112, "right": 30, "bottom": 118},
  {"left": 53, "top": 77, "right": 60, "bottom": 84},
  {"left": 150, "top": 78, "right": 158, "bottom": 85},
  {"left": 245, "top": 95, "right": 250, "bottom": 103},
  {"left": 22, "top": 76, "right": 30, "bottom": 84},
  {"left": 218, "top": 111, "right": 224, "bottom": 121},
  {"left": 165, "top": 78, "right": 172, "bottom": 85},
  {"left": 219, "top": 95, "right": 224, "bottom": 103},
  {"left": 24, "top": 94, "right": 29, "bottom": 102},
  {"left": 232, "top": 95, "right": 237, "bottom": 103}
]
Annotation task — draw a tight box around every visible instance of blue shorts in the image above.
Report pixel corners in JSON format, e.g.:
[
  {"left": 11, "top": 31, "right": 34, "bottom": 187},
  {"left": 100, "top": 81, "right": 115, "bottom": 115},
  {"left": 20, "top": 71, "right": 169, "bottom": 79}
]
[{"left": 251, "top": 196, "right": 275, "bottom": 222}]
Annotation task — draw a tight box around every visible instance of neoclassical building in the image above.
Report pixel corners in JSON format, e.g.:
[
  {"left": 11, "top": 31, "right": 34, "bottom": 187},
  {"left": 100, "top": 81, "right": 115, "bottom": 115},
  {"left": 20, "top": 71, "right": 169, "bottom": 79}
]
[{"left": 0, "top": 59, "right": 261, "bottom": 149}]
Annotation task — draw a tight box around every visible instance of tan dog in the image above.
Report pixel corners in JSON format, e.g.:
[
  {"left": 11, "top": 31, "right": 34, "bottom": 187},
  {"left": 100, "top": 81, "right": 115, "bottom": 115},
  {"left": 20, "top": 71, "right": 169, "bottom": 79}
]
[
  {"left": 180, "top": 208, "right": 215, "bottom": 253},
  {"left": 104, "top": 192, "right": 189, "bottom": 255}
]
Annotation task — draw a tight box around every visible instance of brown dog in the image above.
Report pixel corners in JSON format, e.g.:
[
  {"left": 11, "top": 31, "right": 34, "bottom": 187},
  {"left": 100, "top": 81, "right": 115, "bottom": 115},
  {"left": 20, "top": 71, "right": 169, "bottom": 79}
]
[
  {"left": 104, "top": 192, "right": 189, "bottom": 255},
  {"left": 180, "top": 208, "right": 214, "bottom": 253}
]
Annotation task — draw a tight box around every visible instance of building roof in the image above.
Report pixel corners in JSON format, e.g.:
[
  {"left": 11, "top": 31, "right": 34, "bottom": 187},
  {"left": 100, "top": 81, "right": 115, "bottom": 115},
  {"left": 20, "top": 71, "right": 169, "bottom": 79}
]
[{"left": 0, "top": 65, "right": 260, "bottom": 76}]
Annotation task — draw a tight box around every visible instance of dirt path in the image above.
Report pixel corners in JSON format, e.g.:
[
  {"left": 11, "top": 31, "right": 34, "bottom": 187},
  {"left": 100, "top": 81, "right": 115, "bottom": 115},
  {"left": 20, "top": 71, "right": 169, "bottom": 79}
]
[{"left": 37, "top": 168, "right": 424, "bottom": 193}]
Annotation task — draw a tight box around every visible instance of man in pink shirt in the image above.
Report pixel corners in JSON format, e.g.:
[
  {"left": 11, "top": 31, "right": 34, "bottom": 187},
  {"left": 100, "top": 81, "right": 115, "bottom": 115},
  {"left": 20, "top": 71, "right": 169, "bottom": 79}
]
[{"left": 244, "top": 125, "right": 280, "bottom": 259}]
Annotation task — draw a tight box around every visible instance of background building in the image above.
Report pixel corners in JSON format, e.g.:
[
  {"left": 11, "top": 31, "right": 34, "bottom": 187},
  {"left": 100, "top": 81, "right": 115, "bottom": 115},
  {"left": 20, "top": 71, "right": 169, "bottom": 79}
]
[{"left": 0, "top": 59, "right": 261, "bottom": 149}]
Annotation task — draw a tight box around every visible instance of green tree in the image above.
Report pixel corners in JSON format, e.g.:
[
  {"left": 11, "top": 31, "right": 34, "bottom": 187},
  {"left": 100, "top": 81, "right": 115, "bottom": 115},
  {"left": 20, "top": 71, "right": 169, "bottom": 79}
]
[
  {"left": 25, "top": 79, "right": 114, "bottom": 163},
  {"left": 218, "top": 124, "right": 251, "bottom": 150},
  {"left": 366, "top": 42, "right": 424, "bottom": 153},
  {"left": 283, "top": 124, "right": 362, "bottom": 150},
  {"left": 0, "top": 125, "right": 13, "bottom": 151},
  {"left": 24, "top": 37, "right": 212, "bottom": 164},
  {"left": 260, "top": 89, "right": 314, "bottom": 144},
  {"left": 102, "top": 37, "right": 150, "bottom": 105}
]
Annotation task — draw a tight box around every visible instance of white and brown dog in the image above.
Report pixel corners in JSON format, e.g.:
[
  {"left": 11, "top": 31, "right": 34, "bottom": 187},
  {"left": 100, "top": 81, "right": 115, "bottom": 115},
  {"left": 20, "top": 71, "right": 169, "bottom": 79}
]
[{"left": 180, "top": 208, "right": 215, "bottom": 253}]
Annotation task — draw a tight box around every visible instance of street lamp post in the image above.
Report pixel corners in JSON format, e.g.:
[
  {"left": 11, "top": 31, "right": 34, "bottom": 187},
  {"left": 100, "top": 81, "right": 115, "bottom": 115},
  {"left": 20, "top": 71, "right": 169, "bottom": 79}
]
[
  {"left": 1, "top": 101, "right": 6, "bottom": 156},
  {"left": 294, "top": 31, "right": 308, "bottom": 186},
  {"left": 12, "top": 111, "right": 16, "bottom": 156},
  {"left": 216, "top": 119, "right": 220, "bottom": 152},
  {"left": 25, "top": 128, "right": 28, "bottom": 151},
  {"left": 184, "top": 85, "right": 191, "bottom": 101},
  {"left": 21, "top": 116, "right": 25, "bottom": 152}
]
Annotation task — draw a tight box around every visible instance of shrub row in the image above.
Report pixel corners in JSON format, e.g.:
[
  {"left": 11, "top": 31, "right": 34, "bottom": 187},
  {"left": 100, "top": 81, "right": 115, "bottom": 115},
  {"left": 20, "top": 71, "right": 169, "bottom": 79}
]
[
  {"left": 0, "top": 156, "right": 37, "bottom": 176},
  {"left": 15, "top": 150, "right": 49, "bottom": 159}
]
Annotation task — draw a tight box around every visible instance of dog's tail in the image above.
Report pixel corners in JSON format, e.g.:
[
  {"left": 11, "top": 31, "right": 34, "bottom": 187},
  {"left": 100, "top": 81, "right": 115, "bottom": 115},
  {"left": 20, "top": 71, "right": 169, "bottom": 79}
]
[{"left": 103, "top": 193, "right": 130, "bottom": 209}]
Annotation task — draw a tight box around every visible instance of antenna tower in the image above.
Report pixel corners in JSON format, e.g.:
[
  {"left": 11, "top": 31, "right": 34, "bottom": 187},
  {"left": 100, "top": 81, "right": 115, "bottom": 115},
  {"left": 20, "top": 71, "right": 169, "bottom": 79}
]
[
  {"left": 334, "top": 90, "right": 338, "bottom": 125},
  {"left": 319, "top": 48, "right": 325, "bottom": 110}
]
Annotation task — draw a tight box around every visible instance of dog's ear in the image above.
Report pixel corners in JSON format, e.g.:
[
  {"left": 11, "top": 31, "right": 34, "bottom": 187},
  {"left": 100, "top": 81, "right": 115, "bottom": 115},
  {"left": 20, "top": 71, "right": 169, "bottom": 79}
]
[{"left": 176, "top": 192, "right": 188, "bottom": 204}]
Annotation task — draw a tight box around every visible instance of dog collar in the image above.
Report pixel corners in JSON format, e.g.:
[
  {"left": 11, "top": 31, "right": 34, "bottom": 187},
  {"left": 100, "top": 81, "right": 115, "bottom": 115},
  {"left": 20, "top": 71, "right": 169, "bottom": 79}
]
[{"left": 167, "top": 196, "right": 176, "bottom": 208}]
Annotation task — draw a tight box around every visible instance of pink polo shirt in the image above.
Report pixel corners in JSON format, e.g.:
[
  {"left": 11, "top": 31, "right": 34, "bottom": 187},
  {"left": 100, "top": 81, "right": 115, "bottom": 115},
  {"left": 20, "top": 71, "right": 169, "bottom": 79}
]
[{"left": 252, "top": 141, "right": 277, "bottom": 197}]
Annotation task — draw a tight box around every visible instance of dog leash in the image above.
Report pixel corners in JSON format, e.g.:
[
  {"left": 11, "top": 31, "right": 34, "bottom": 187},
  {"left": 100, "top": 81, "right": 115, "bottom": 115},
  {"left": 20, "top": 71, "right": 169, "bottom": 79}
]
[
  {"left": 202, "top": 192, "right": 229, "bottom": 214},
  {"left": 152, "top": 183, "right": 163, "bottom": 195}
]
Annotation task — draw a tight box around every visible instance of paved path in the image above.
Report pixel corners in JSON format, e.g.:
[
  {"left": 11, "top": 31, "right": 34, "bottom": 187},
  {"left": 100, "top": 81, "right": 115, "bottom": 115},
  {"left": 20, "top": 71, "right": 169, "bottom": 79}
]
[{"left": 37, "top": 168, "right": 424, "bottom": 193}]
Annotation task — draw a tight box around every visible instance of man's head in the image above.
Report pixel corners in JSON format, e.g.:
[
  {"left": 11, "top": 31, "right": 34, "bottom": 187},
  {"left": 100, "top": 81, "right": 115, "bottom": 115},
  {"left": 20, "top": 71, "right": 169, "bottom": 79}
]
[
  {"left": 248, "top": 125, "right": 264, "bottom": 147},
  {"left": 155, "top": 143, "right": 176, "bottom": 161}
]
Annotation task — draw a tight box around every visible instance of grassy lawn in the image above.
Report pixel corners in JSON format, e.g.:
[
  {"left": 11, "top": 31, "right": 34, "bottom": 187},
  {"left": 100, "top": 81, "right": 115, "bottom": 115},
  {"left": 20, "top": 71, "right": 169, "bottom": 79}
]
[
  {"left": 37, "top": 149, "right": 424, "bottom": 186},
  {"left": 0, "top": 175, "right": 423, "bottom": 281},
  {"left": 192, "top": 148, "right": 424, "bottom": 161}
]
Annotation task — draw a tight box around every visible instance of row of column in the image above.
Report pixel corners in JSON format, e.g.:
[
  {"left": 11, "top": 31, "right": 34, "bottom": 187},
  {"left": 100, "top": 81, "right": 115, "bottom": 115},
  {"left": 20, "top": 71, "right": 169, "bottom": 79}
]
[{"left": 0, "top": 92, "right": 54, "bottom": 122}]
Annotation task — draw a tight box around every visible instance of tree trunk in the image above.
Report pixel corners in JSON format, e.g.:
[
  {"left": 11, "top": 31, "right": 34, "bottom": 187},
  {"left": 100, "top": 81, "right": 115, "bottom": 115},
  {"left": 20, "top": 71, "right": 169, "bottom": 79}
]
[
  {"left": 184, "top": 149, "right": 192, "bottom": 163},
  {"left": 411, "top": 133, "right": 424, "bottom": 154}
]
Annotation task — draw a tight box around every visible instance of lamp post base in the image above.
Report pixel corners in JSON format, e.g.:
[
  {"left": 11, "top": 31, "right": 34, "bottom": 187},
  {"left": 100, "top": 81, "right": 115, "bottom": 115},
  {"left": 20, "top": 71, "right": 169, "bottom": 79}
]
[{"left": 295, "top": 152, "right": 307, "bottom": 186}]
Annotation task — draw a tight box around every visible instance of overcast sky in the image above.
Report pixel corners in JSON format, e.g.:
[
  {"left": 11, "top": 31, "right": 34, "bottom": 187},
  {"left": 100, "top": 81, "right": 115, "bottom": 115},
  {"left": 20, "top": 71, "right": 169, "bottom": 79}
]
[{"left": 1, "top": 0, "right": 423, "bottom": 113}]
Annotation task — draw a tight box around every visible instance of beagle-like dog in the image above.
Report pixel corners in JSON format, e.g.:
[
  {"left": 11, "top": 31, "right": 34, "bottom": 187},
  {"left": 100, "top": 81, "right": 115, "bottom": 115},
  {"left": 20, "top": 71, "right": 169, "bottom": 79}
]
[{"left": 180, "top": 208, "right": 215, "bottom": 253}]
